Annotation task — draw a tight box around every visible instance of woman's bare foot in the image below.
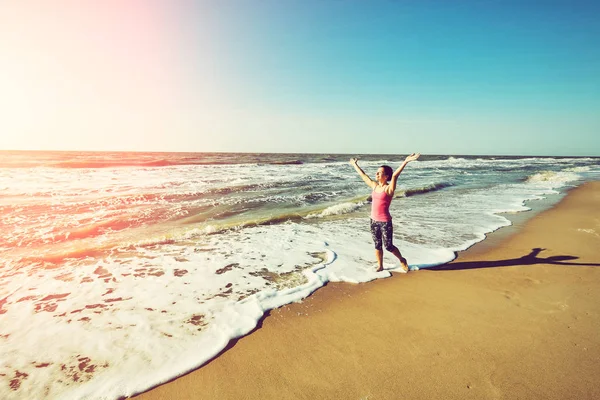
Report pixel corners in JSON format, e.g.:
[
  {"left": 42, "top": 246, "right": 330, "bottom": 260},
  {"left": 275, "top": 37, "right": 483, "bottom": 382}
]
[
  {"left": 376, "top": 265, "right": 384, "bottom": 272},
  {"left": 400, "top": 257, "right": 409, "bottom": 273}
]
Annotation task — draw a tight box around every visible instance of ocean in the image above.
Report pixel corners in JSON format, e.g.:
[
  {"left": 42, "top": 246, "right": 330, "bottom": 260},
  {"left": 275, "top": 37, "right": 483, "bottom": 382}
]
[{"left": 1, "top": 151, "right": 599, "bottom": 399}]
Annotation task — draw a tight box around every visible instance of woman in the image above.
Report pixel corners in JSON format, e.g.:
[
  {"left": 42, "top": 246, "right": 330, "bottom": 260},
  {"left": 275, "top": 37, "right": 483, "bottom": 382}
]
[{"left": 350, "top": 153, "right": 421, "bottom": 272}]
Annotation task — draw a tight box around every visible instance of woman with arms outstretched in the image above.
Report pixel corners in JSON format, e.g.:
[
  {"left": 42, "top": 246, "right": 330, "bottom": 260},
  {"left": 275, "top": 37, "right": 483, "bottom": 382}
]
[{"left": 350, "top": 153, "right": 421, "bottom": 272}]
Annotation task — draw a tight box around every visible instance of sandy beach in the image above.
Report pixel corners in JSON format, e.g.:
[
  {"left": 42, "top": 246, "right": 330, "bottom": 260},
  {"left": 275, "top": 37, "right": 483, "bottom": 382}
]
[{"left": 135, "top": 181, "right": 600, "bottom": 400}]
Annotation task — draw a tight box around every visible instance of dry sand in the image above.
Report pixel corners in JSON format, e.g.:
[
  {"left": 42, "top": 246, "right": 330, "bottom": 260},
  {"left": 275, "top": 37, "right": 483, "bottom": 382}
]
[{"left": 135, "top": 182, "right": 600, "bottom": 400}]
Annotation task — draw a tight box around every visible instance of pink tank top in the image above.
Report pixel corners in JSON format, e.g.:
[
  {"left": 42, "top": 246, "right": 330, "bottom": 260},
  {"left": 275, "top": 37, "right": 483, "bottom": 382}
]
[{"left": 371, "top": 189, "right": 392, "bottom": 222}]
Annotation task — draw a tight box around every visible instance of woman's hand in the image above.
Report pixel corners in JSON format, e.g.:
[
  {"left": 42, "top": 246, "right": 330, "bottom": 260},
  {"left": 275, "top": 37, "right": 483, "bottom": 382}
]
[
  {"left": 405, "top": 153, "right": 420, "bottom": 163},
  {"left": 349, "top": 157, "right": 359, "bottom": 166}
]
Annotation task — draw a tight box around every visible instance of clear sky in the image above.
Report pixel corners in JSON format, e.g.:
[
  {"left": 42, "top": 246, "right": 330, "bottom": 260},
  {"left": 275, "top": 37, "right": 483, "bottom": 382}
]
[{"left": 1, "top": 0, "right": 599, "bottom": 156}]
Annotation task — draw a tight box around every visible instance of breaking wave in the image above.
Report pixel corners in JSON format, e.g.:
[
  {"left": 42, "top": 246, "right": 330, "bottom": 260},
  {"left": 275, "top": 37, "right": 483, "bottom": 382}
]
[
  {"left": 398, "top": 182, "right": 453, "bottom": 197},
  {"left": 305, "top": 201, "right": 365, "bottom": 219},
  {"left": 525, "top": 171, "right": 580, "bottom": 185}
]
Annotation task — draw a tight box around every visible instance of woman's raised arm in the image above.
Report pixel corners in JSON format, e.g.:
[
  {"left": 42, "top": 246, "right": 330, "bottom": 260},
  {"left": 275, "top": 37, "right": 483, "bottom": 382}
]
[
  {"left": 386, "top": 153, "right": 421, "bottom": 195},
  {"left": 349, "top": 158, "right": 376, "bottom": 189}
]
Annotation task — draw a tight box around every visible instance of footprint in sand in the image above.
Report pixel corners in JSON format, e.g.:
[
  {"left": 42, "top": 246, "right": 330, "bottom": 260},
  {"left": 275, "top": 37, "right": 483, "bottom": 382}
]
[
  {"left": 524, "top": 277, "right": 542, "bottom": 285},
  {"left": 503, "top": 290, "right": 517, "bottom": 300},
  {"left": 503, "top": 290, "right": 522, "bottom": 307}
]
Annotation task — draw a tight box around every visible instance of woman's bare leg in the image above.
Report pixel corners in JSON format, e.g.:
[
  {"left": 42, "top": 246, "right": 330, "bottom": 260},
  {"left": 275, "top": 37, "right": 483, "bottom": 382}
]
[
  {"left": 390, "top": 247, "right": 409, "bottom": 272},
  {"left": 375, "top": 249, "right": 384, "bottom": 271}
]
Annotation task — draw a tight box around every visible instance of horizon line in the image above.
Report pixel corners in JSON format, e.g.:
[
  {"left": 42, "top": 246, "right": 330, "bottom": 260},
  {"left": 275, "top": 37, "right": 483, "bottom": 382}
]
[{"left": 1, "top": 149, "right": 598, "bottom": 158}]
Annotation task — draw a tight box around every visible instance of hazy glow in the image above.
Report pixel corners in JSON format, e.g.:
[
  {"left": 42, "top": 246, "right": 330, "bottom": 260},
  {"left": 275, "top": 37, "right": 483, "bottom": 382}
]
[{"left": 0, "top": 1, "right": 187, "bottom": 151}]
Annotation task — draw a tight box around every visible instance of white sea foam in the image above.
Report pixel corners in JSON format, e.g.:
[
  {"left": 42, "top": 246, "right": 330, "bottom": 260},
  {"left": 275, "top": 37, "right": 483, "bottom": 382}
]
[{"left": 0, "top": 206, "right": 490, "bottom": 399}]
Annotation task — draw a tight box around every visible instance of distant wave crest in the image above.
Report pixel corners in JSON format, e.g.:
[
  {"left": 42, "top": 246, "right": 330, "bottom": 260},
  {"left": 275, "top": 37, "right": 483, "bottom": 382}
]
[
  {"left": 50, "top": 159, "right": 177, "bottom": 169},
  {"left": 563, "top": 166, "right": 590, "bottom": 173},
  {"left": 398, "top": 182, "right": 453, "bottom": 197},
  {"left": 267, "top": 160, "right": 304, "bottom": 165}
]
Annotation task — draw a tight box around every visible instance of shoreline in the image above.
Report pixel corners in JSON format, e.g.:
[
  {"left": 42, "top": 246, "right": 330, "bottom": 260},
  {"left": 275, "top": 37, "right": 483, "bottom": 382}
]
[
  {"left": 134, "top": 181, "right": 600, "bottom": 400},
  {"left": 456, "top": 187, "right": 568, "bottom": 257}
]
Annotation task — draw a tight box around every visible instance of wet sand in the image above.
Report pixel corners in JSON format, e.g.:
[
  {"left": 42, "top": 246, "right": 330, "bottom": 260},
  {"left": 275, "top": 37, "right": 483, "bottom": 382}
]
[{"left": 135, "top": 181, "right": 600, "bottom": 400}]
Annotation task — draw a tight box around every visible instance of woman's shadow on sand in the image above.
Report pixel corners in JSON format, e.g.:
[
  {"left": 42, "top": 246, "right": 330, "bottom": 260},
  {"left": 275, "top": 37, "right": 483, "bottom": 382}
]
[{"left": 430, "top": 247, "right": 600, "bottom": 271}]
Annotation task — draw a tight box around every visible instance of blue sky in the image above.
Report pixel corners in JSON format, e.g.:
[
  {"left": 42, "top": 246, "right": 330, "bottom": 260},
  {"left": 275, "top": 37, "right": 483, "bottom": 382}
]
[
  {"left": 212, "top": 1, "right": 598, "bottom": 113},
  {"left": 1, "top": 0, "right": 599, "bottom": 155}
]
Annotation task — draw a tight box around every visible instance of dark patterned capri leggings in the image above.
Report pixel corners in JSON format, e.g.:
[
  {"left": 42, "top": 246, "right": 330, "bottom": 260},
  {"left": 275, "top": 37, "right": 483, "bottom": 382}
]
[{"left": 370, "top": 219, "right": 398, "bottom": 252}]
